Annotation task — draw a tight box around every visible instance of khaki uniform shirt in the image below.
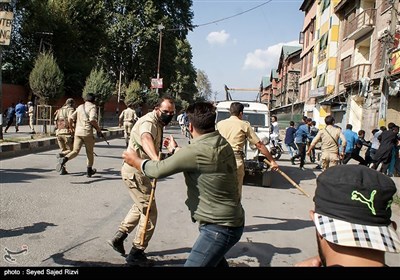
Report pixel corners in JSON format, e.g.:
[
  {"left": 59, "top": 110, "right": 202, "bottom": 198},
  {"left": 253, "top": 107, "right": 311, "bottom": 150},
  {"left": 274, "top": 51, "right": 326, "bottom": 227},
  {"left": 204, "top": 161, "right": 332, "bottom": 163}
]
[
  {"left": 55, "top": 105, "right": 75, "bottom": 136},
  {"left": 142, "top": 131, "right": 244, "bottom": 227},
  {"left": 119, "top": 108, "right": 137, "bottom": 123},
  {"left": 69, "top": 101, "right": 97, "bottom": 137},
  {"left": 28, "top": 106, "right": 34, "bottom": 117},
  {"left": 121, "top": 111, "right": 163, "bottom": 176},
  {"left": 216, "top": 116, "right": 260, "bottom": 153},
  {"left": 311, "top": 125, "right": 347, "bottom": 154}
]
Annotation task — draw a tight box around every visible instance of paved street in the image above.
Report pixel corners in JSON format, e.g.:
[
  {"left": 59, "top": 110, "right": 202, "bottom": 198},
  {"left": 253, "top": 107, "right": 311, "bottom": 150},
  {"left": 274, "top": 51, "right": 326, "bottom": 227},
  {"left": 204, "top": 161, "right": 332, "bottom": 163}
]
[{"left": 1, "top": 125, "right": 399, "bottom": 267}]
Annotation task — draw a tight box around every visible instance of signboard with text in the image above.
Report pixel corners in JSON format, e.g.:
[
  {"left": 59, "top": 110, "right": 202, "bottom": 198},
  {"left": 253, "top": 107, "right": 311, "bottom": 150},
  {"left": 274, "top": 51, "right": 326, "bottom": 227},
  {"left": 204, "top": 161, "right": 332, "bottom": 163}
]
[
  {"left": 0, "top": 11, "right": 13, "bottom": 45},
  {"left": 390, "top": 32, "right": 400, "bottom": 75},
  {"left": 150, "top": 78, "right": 163, "bottom": 89}
]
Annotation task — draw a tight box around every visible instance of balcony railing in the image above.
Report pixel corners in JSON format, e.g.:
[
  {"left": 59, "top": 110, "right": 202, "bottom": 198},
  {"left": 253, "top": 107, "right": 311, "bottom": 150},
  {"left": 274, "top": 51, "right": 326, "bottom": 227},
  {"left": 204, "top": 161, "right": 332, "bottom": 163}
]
[
  {"left": 346, "top": 9, "right": 376, "bottom": 40},
  {"left": 343, "top": 63, "right": 371, "bottom": 85}
]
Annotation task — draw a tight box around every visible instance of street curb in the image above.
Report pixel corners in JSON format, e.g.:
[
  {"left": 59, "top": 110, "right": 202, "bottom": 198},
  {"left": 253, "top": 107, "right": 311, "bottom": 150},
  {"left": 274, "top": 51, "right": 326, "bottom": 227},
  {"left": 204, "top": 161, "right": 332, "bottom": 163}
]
[{"left": 0, "top": 128, "right": 124, "bottom": 160}]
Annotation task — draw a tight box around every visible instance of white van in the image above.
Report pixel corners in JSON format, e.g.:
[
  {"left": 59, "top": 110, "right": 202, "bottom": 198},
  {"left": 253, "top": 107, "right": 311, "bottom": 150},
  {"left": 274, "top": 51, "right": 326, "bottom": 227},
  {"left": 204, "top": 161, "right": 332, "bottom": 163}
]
[{"left": 215, "top": 101, "right": 272, "bottom": 187}]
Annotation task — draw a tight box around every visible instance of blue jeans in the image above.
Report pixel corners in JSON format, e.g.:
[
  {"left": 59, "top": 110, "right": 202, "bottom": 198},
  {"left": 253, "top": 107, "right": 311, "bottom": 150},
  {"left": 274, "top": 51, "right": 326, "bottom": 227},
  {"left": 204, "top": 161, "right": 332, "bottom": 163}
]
[
  {"left": 184, "top": 223, "right": 243, "bottom": 267},
  {"left": 285, "top": 143, "right": 297, "bottom": 158}
]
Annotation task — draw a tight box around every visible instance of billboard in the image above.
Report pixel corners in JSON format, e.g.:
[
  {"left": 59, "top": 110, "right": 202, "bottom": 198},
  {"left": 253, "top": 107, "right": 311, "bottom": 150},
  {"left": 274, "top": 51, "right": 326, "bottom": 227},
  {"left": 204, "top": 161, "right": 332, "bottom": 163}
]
[
  {"left": 390, "top": 32, "right": 400, "bottom": 75},
  {"left": 0, "top": 11, "right": 13, "bottom": 46},
  {"left": 150, "top": 78, "right": 163, "bottom": 89}
]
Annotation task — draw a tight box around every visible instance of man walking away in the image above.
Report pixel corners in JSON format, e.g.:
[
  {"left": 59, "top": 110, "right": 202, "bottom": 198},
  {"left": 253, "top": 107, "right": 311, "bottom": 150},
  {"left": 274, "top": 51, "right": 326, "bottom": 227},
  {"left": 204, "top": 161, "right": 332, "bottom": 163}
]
[
  {"left": 123, "top": 101, "right": 245, "bottom": 267},
  {"left": 107, "top": 96, "right": 175, "bottom": 267},
  {"left": 342, "top": 124, "right": 366, "bottom": 165},
  {"left": 3, "top": 103, "right": 15, "bottom": 133},
  {"left": 15, "top": 100, "right": 26, "bottom": 132},
  {"left": 292, "top": 118, "right": 312, "bottom": 170},
  {"left": 308, "top": 120, "right": 318, "bottom": 163},
  {"left": 216, "top": 102, "right": 278, "bottom": 199},
  {"left": 307, "top": 116, "right": 346, "bottom": 170},
  {"left": 119, "top": 103, "right": 138, "bottom": 147},
  {"left": 371, "top": 123, "right": 398, "bottom": 174},
  {"left": 54, "top": 98, "right": 76, "bottom": 175},
  {"left": 56, "top": 94, "right": 102, "bottom": 177},
  {"left": 284, "top": 121, "right": 298, "bottom": 160}
]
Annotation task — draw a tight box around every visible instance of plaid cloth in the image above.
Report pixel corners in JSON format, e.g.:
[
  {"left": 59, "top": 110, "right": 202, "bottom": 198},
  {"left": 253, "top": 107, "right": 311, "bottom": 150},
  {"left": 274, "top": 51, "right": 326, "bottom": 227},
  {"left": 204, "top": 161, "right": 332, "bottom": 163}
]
[
  {"left": 314, "top": 165, "right": 400, "bottom": 253},
  {"left": 315, "top": 213, "right": 400, "bottom": 253}
]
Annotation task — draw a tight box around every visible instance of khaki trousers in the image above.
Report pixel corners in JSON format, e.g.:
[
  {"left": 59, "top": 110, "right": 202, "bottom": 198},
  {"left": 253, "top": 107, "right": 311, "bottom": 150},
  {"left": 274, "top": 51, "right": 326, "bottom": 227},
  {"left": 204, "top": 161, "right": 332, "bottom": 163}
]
[
  {"left": 119, "top": 168, "right": 157, "bottom": 250},
  {"left": 123, "top": 121, "right": 134, "bottom": 145},
  {"left": 321, "top": 152, "right": 339, "bottom": 170},
  {"left": 66, "top": 135, "right": 95, "bottom": 167},
  {"left": 29, "top": 117, "right": 35, "bottom": 132},
  {"left": 235, "top": 157, "right": 245, "bottom": 199},
  {"left": 57, "top": 134, "right": 74, "bottom": 155}
]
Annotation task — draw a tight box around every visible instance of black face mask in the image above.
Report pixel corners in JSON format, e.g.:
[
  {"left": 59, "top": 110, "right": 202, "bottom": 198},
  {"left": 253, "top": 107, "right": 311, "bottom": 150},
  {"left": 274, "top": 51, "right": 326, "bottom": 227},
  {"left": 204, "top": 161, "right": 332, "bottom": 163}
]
[{"left": 160, "top": 112, "right": 174, "bottom": 125}]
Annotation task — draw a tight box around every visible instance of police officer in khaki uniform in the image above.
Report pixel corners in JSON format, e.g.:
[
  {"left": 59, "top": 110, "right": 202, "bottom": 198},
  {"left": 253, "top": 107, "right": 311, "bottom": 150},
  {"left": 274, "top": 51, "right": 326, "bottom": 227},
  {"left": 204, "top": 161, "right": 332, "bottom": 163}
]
[
  {"left": 27, "top": 101, "right": 36, "bottom": 134},
  {"left": 108, "top": 96, "right": 175, "bottom": 267},
  {"left": 307, "top": 115, "right": 347, "bottom": 170},
  {"left": 119, "top": 103, "right": 138, "bottom": 147},
  {"left": 54, "top": 98, "right": 75, "bottom": 175},
  {"left": 217, "top": 102, "right": 279, "bottom": 198},
  {"left": 56, "top": 93, "right": 102, "bottom": 177}
]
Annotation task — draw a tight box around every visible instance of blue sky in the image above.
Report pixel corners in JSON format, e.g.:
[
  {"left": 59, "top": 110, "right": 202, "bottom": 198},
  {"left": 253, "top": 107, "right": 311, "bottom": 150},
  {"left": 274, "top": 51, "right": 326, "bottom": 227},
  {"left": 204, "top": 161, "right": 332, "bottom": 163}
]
[{"left": 187, "top": 0, "right": 304, "bottom": 101}]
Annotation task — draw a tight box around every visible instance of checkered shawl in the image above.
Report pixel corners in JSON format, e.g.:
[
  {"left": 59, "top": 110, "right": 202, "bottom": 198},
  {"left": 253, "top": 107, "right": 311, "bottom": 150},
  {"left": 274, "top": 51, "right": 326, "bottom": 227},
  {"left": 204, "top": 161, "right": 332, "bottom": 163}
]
[{"left": 314, "top": 213, "right": 400, "bottom": 253}]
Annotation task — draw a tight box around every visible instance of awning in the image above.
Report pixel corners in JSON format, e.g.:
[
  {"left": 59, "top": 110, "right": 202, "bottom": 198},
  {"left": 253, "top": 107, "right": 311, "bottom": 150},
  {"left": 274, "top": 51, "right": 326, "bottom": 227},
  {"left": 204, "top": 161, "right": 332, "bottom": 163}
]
[{"left": 317, "top": 91, "right": 347, "bottom": 105}]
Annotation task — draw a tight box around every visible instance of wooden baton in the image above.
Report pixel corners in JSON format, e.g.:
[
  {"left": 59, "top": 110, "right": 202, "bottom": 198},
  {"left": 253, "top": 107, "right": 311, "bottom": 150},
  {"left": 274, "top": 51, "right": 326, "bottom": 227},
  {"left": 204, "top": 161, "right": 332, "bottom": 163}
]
[
  {"left": 140, "top": 153, "right": 160, "bottom": 246},
  {"left": 264, "top": 159, "right": 310, "bottom": 198}
]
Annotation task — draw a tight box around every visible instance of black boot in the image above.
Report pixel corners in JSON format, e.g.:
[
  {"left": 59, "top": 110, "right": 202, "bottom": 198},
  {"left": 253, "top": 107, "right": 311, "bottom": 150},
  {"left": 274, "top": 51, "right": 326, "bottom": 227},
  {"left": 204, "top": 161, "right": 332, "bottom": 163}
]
[
  {"left": 125, "top": 247, "right": 154, "bottom": 267},
  {"left": 87, "top": 167, "right": 97, "bottom": 178},
  {"left": 56, "top": 153, "right": 65, "bottom": 159},
  {"left": 60, "top": 166, "right": 68, "bottom": 175},
  {"left": 107, "top": 231, "right": 128, "bottom": 256},
  {"left": 56, "top": 157, "right": 68, "bottom": 172}
]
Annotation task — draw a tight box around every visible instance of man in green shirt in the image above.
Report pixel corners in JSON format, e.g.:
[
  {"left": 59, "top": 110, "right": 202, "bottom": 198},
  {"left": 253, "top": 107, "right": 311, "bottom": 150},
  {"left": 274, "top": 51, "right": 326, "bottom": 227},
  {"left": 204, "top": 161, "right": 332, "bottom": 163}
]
[{"left": 123, "top": 101, "right": 245, "bottom": 267}]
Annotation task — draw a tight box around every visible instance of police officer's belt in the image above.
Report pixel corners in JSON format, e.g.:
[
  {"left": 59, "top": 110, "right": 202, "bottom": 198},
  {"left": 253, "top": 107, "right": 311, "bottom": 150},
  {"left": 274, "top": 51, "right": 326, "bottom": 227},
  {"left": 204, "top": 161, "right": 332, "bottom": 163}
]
[{"left": 234, "top": 151, "right": 244, "bottom": 158}]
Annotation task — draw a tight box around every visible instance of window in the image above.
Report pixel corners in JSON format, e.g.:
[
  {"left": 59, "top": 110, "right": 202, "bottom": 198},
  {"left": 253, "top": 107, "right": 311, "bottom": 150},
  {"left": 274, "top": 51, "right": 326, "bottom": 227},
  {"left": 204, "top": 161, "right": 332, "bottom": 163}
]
[
  {"left": 321, "top": 0, "right": 330, "bottom": 13},
  {"left": 340, "top": 56, "right": 351, "bottom": 82},
  {"left": 317, "top": 73, "right": 326, "bottom": 88},
  {"left": 344, "top": 8, "right": 356, "bottom": 37},
  {"left": 319, "top": 32, "right": 328, "bottom": 51},
  {"left": 299, "top": 31, "right": 304, "bottom": 44}
]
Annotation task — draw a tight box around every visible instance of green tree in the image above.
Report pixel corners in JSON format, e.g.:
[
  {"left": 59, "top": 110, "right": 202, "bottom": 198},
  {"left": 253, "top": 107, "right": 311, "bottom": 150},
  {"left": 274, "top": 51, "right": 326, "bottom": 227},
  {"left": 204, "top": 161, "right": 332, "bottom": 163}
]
[
  {"left": 29, "top": 52, "right": 64, "bottom": 104},
  {"left": 4, "top": 0, "right": 108, "bottom": 96},
  {"left": 124, "top": 80, "right": 144, "bottom": 107},
  {"left": 82, "top": 67, "right": 113, "bottom": 127},
  {"left": 4, "top": 0, "right": 197, "bottom": 105},
  {"left": 195, "top": 69, "right": 212, "bottom": 101},
  {"left": 145, "top": 90, "right": 160, "bottom": 109},
  {"left": 101, "top": 1, "right": 195, "bottom": 98},
  {"left": 170, "top": 39, "right": 197, "bottom": 103}
]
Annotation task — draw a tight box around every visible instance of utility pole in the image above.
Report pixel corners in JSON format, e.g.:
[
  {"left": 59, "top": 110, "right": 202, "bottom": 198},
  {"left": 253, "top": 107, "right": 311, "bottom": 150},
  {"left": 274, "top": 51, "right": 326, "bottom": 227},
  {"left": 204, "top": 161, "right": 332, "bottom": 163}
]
[
  {"left": 290, "top": 72, "right": 300, "bottom": 121},
  {"left": 156, "top": 24, "right": 164, "bottom": 95},
  {"left": 378, "top": 0, "right": 399, "bottom": 126}
]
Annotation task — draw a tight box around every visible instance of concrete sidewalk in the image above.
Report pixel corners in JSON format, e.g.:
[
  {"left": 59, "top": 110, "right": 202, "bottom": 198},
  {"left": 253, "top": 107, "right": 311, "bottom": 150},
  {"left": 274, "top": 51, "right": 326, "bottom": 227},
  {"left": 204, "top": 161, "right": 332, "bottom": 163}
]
[{"left": 0, "top": 124, "right": 124, "bottom": 159}]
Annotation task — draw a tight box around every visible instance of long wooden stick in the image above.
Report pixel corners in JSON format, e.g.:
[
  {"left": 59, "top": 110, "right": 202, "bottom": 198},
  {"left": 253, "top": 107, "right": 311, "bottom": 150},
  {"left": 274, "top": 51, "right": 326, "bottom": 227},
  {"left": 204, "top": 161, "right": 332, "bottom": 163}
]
[
  {"left": 264, "top": 159, "right": 310, "bottom": 198},
  {"left": 140, "top": 153, "right": 160, "bottom": 246}
]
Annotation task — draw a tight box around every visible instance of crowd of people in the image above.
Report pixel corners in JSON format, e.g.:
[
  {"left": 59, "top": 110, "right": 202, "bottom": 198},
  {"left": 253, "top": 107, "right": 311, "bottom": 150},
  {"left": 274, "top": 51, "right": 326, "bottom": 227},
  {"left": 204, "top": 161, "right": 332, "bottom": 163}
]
[
  {"left": 3, "top": 96, "right": 399, "bottom": 267},
  {"left": 3, "top": 100, "right": 35, "bottom": 134},
  {"left": 283, "top": 115, "right": 400, "bottom": 177}
]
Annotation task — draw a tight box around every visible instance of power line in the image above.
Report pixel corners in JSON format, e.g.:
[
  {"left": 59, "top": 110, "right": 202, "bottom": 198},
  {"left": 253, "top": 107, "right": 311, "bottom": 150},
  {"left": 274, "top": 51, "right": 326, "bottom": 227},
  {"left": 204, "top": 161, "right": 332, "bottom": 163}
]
[{"left": 193, "top": 0, "right": 273, "bottom": 28}]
